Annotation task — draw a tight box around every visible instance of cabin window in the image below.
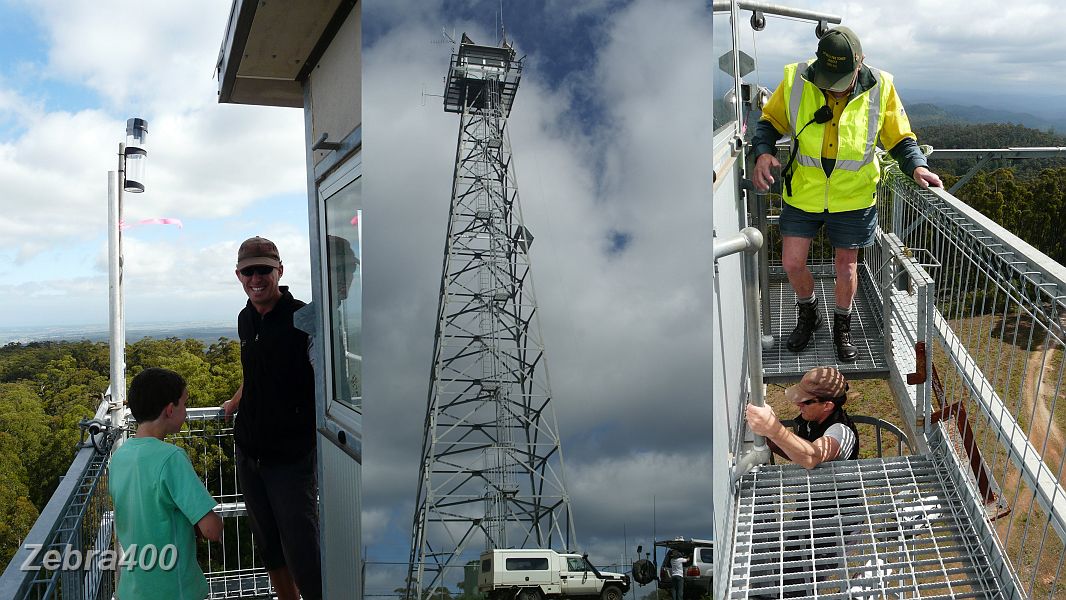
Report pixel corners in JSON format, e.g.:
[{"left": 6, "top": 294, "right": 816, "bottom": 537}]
[
  {"left": 323, "top": 172, "right": 363, "bottom": 413},
  {"left": 506, "top": 557, "right": 549, "bottom": 571}
]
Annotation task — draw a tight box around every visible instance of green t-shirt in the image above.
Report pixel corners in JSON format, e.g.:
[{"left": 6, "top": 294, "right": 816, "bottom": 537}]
[{"left": 109, "top": 437, "right": 217, "bottom": 600}]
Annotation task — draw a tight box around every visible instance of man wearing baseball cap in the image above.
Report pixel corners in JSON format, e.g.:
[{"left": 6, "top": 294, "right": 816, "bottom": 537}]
[
  {"left": 745, "top": 366, "right": 859, "bottom": 469},
  {"left": 751, "top": 26, "right": 942, "bottom": 363},
  {"left": 223, "top": 236, "right": 322, "bottom": 600}
]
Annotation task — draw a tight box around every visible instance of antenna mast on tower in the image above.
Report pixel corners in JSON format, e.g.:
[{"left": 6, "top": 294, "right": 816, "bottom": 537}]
[{"left": 407, "top": 33, "right": 575, "bottom": 599}]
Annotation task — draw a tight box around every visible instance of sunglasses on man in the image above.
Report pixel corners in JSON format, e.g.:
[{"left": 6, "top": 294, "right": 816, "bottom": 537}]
[
  {"left": 239, "top": 265, "right": 275, "bottom": 277},
  {"left": 796, "top": 388, "right": 849, "bottom": 406}
]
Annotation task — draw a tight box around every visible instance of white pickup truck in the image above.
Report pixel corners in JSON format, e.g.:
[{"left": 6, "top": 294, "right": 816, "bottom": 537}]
[{"left": 478, "top": 549, "right": 631, "bottom": 600}]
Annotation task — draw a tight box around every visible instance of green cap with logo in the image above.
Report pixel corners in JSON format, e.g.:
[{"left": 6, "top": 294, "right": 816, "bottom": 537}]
[{"left": 811, "top": 26, "right": 863, "bottom": 92}]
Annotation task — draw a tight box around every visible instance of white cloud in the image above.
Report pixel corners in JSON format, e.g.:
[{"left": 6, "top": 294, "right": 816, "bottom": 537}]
[
  {"left": 0, "top": 0, "right": 309, "bottom": 325},
  {"left": 25, "top": 0, "right": 230, "bottom": 113},
  {"left": 729, "top": 1, "right": 1066, "bottom": 100}
]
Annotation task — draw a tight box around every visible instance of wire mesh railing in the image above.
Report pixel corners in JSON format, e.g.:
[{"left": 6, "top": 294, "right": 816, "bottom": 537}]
[
  {"left": 0, "top": 403, "right": 271, "bottom": 600},
  {"left": 879, "top": 160, "right": 1066, "bottom": 599},
  {"left": 867, "top": 228, "right": 936, "bottom": 433},
  {"left": 169, "top": 408, "right": 271, "bottom": 599}
]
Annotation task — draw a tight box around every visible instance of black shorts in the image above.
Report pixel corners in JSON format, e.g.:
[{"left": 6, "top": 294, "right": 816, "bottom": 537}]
[
  {"left": 779, "top": 203, "right": 877, "bottom": 249},
  {"left": 236, "top": 446, "right": 322, "bottom": 600}
]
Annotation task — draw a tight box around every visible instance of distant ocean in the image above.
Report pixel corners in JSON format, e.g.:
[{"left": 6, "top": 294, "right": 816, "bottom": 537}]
[{"left": 0, "top": 322, "right": 238, "bottom": 346}]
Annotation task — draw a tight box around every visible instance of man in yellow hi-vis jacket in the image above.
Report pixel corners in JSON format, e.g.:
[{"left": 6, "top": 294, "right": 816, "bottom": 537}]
[{"left": 752, "top": 26, "right": 941, "bottom": 363}]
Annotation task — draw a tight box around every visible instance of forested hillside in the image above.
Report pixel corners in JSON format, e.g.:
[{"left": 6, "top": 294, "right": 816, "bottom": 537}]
[
  {"left": 0, "top": 337, "right": 242, "bottom": 567},
  {"left": 912, "top": 122, "right": 1066, "bottom": 264},
  {"left": 908, "top": 103, "right": 1066, "bottom": 134}
]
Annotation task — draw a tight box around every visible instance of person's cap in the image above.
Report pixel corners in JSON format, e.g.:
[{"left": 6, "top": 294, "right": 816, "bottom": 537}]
[
  {"left": 785, "top": 366, "right": 848, "bottom": 404},
  {"left": 810, "top": 26, "right": 862, "bottom": 92},
  {"left": 236, "top": 236, "right": 281, "bottom": 269}
]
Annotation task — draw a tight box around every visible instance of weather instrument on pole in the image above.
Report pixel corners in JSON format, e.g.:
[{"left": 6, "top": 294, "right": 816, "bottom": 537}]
[{"left": 407, "top": 33, "right": 576, "bottom": 599}]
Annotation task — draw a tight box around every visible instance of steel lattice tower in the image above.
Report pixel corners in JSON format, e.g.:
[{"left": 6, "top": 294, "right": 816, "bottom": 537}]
[{"left": 407, "top": 34, "right": 575, "bottom": 598}]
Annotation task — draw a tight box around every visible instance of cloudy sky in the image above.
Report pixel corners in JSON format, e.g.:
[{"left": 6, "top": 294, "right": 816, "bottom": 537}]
[
  {"left": 0, "top": 0, "right": 311, "bottom": 332},
  {"left": 1, "top": 0, "right": 1063, "bottom": 334},
  {"left": 723, "top": 0, "right": 1066, "bottom": 113},
  {"left": 3, "top": 0, "right": 1066, "bottom": 596},
  {"left": 361, "top": 0, "right": 714, "bottom": 595}
]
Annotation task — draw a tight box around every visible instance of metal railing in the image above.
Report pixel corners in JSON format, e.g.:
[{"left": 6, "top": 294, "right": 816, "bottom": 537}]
[
  {"left": 869, "top": 226, "right": 937, "bottom": 443},
  {"left": 879, "top": 161, "right": 1066, "bottom": 599},
  {"left": 171, "top": 408, "right": 271, "bottom": 599},
  {"left": 0, "top": 399, "right": 116, "bottom": 600},
  {"left": 722, "top": 149, "right": 1066, "bottom": 596},
  {"left": 0, "top": 404, "right": 270, "bottom": 600}
]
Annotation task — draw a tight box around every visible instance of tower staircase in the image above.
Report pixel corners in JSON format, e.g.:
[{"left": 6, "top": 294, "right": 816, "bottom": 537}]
[{"left": 713, "top": 2, "right": 1066, "bottom": 598}]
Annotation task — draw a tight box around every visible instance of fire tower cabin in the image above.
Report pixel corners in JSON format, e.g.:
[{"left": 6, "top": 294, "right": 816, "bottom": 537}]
[{"left": 217, "top": 1, "right": 362, "bottom": 598}]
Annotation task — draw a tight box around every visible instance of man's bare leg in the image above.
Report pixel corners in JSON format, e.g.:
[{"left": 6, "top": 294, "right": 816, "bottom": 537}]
[
  {"left": 833, "top": 248, "right": 859, "bottom": 309},
  {"left": 782, "top": 236, "right": 814, "bottom": 298},
  {"left": 268, "top": 567, "right": 299, "bottom": 600},
  {"left": 782, "top": 236, "right": 822, "bottom": 351},
  {"left": 832, "top": 247, "right": 860, "bottom": 362}
]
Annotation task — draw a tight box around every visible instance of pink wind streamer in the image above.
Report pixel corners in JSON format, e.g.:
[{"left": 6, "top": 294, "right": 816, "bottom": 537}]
[{"left": 119, "top": 217, "right": 184, "bottom": 231}]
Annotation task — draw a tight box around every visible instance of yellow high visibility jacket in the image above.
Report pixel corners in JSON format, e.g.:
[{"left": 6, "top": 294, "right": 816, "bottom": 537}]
[{"left": 779, "top": 61, "right": 892, "bottom": 213}]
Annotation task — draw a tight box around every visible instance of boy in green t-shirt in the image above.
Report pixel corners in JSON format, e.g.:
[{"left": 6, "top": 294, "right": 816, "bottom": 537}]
[{"left": 109, "top": 368, "right": 223, "bottom": 600}]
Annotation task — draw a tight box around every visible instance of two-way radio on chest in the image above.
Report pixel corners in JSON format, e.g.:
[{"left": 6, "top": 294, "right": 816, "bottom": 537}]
[{"left": 782, "top": 104, "right": 833, "bottom": 196}]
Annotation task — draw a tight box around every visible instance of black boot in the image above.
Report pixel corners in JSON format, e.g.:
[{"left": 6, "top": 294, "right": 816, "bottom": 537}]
[
  {"left": 834, "top": 312, "right": 859, "bottom": 363},
  {"left": 787, "top": 300, "right": 822, "bottom": 352}
]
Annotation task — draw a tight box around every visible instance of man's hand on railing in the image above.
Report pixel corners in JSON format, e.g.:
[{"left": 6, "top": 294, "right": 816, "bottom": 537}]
[
  {"left": 912, "top": 166, "right": 942, "bottom": 189},
  {"left": 753, "top": 153, "right": 782, "bottom": 191},
  {"left": 222, "top": 383, "right": 243, "bottom": 422}
]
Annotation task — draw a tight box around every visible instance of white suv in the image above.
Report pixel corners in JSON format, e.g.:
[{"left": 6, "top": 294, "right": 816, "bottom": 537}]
[{"left": 655, "top": 538, "right": 714, "bottom": 599}]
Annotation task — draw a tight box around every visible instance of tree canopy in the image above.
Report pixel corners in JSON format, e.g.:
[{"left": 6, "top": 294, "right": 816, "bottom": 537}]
[
  {"left": 0, "top": 336, "right": 242, "bottom": 567},
  {"left": 916, "top": 122, "right": 1066, "bottom": 265}
]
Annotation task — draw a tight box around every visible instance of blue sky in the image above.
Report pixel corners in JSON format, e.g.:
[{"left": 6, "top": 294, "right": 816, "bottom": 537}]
[{"left": 0, "top": 0, "right": 311, "bottom": 328}]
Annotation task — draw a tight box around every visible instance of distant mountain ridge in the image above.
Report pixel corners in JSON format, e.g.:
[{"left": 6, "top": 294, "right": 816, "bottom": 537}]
[{"left": 908, "top": 103, "right": 1066, "bottom": 136}]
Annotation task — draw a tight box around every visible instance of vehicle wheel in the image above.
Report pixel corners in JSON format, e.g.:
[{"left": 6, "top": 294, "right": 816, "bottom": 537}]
[
  {"left": 516, "top": 588, "right": 542, "bottom": 600},
  {"left": 600, "top": 585, "right": 623, "bottom": 600}
]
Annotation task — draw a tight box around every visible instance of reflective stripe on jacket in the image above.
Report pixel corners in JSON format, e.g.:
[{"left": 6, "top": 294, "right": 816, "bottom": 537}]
[{"left": 782, "top": 60, "right": 891, "bottom": 213}]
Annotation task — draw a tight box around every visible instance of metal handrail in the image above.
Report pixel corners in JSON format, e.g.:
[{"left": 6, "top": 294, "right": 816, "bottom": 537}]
[
  {"left": 881, "top": 161, "right": 1066, "bottom": 598},
  {"left": 0, "top": 398, "right": 115, "bottom": 600},
  {"left": 714, "top": 227, "right": 772, "bottom": 481}
]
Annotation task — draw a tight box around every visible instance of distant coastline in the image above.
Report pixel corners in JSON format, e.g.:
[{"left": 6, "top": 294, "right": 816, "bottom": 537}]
[{"left": 0, "top": 321, "right": 237, "bottom": 346}]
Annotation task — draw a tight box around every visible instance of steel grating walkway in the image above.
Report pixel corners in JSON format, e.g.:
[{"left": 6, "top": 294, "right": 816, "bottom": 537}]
[
  {"left": 762, "top": 267, "right": 889, "bottom": 383},
  {"left": 729, "top": 455, "right": 1006, "bottom": 599},
  {"left": 208, "top": 572, "right": 274, "bottom": 599}
]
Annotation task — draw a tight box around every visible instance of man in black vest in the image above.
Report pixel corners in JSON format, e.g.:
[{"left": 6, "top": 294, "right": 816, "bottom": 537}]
[
  {"left": 746, "top": 366, "right": 859, "bottom": 468},
  {"left": 222, "top": 236, "right": 322, "bottom": 600}
]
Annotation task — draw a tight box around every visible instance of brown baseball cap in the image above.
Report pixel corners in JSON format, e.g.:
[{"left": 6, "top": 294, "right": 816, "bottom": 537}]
[
  {"left": 236, "top": 236, "right": 281, "bottom": 269},
  {"left": 785, "top": 366, "right": 848, "bottom": 404},
  {"left": 810, "top": 26, "right": 863, "bottom": 92}
]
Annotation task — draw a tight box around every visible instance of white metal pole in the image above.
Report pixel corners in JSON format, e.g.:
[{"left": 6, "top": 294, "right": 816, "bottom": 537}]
[{"left": 107, "top": 143, "right": 127, "bottom": 441}]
